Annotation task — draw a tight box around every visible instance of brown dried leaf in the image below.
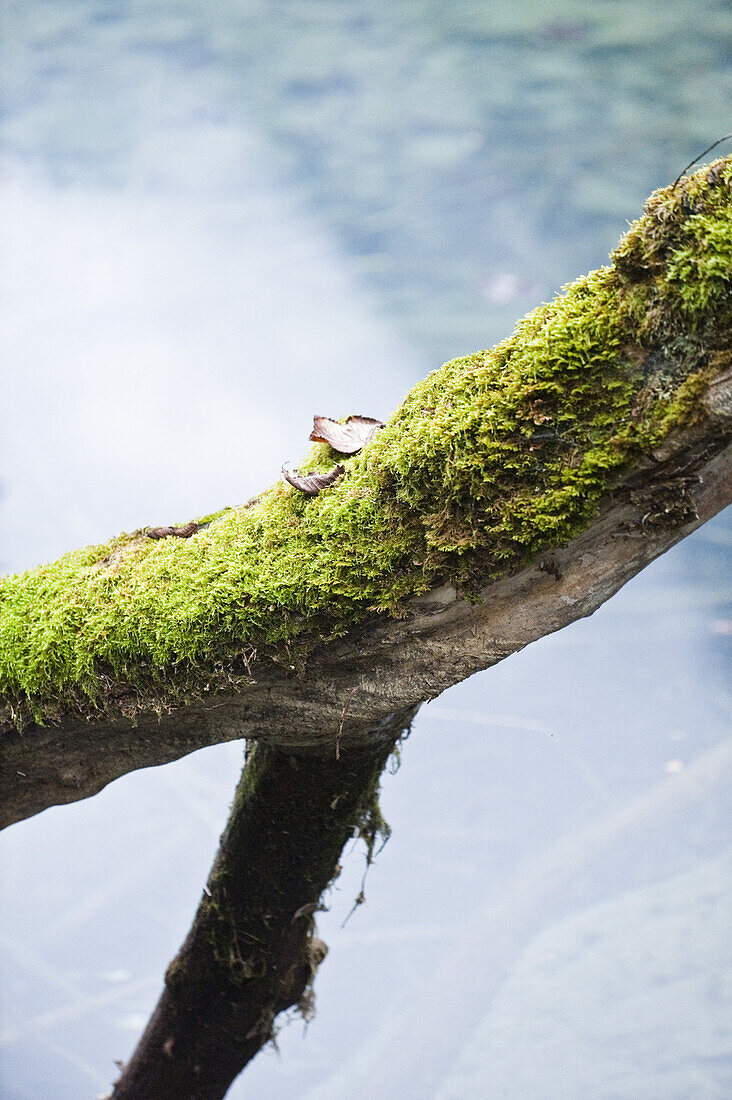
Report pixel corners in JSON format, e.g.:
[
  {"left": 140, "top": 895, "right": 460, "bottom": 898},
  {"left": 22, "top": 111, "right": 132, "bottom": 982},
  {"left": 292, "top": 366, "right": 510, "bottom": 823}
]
[
  {"left": 282, "top": 464, "right": 345, "bottom": 496},
  {"left": 309, "top": 414, "right": 383, "bottom": 454},
  {"left": 146, "top": 522, "right": 201, "bottom": 540}
]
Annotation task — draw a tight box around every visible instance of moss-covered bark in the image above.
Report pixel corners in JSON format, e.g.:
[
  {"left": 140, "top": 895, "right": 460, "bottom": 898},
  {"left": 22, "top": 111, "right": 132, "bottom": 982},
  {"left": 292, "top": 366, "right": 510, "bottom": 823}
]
[{"left": 1, "top": 157, "right": 731, "bottom": 732}]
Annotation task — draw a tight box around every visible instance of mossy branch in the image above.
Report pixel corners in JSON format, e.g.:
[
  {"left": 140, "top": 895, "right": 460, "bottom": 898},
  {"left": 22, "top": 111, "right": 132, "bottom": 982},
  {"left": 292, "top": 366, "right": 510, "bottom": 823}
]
[{"left": 1, "top": 157, "right": 732, "bottom": 833}]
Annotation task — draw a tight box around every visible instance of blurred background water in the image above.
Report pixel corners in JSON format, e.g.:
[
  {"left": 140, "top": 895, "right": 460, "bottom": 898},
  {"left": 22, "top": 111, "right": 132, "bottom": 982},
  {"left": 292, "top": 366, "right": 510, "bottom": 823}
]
[{"left": 0, "top": 2, "right": 731, "bottom": 1097}]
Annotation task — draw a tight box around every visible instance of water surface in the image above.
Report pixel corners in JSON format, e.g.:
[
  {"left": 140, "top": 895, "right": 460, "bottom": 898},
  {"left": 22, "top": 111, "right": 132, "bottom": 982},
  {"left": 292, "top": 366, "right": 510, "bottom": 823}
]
[{"left": 1, "top": 3, "right": 730, "bottom": 1097}]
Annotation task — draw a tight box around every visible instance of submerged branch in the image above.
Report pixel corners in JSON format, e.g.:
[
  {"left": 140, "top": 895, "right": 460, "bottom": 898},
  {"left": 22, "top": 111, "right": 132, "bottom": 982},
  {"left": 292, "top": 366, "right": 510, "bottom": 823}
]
[{"left": 110, "top": 712, "right": 411, "bottom": 1100}]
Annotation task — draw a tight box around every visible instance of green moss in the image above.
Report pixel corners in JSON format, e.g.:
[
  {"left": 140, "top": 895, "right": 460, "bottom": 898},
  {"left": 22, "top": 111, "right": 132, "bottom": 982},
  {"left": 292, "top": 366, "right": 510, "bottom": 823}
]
[{"left": 1, "top": 158, "right": 731, "bottom": 726}]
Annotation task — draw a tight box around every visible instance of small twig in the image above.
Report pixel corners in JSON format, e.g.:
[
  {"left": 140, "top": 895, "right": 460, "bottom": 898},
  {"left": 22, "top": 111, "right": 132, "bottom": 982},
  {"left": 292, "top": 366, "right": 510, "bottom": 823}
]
[
  {"left": 341, "top": 888, "right": 366, "bottom": 928},
  {"left": 672, "top": 134, "right": 732, "bottom": 188},
  {"left": 340, "top": 793, "right": 394, "bottom": 930},
  {"left": 336, "top": 686, "right": 358, "bottom": 760}
]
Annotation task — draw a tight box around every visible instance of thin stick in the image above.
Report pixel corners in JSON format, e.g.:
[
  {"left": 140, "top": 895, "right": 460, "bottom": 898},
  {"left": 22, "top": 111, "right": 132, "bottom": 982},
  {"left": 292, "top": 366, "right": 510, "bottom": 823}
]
[
  {"left": 336, "top": 686, "right": 358, "bottom": 760},
  {"left": 672, "top": 134, "right": 732, "bottom": 188}
]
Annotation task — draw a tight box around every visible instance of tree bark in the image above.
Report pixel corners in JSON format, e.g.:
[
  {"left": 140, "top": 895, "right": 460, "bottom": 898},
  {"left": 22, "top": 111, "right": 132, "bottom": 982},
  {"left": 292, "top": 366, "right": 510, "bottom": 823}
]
[{"left": 110, "top": 711, "right": 412, "bottom": 1100}]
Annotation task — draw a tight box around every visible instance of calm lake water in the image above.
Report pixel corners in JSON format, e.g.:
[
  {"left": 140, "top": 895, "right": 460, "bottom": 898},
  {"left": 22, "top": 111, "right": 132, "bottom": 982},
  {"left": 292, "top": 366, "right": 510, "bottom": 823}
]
[{"left": 1, "top": 3, "right": 731, "bottom": 1097}]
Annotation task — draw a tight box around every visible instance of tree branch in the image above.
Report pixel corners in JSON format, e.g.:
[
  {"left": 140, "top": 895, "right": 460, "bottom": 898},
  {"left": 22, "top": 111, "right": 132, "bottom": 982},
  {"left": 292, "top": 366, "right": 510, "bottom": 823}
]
[
  {"left": 109, "top": 714, "right": 412, "bottom": 1100},
  {"left": 1, "top": 157, "right": 732, "bottom": 830}
]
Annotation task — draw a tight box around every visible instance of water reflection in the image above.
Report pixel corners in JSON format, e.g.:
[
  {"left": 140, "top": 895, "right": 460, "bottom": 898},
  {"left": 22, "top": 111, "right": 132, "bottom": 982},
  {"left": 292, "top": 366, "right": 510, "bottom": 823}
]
[{"left": 1, "top": 1, "right": 731, "bottom": 1097}]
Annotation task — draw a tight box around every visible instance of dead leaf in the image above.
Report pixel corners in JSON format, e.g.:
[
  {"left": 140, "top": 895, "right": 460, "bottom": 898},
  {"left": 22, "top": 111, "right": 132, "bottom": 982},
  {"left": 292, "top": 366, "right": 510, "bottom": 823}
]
[
  {"left": 282, "top": 465, "right": 345, "bottom": 496},
  {"left": 146, "top": 522, "right": 201, "bottom": 540},
  {"left": 309, "top": 415, "right": 383, "bottom": 454}
]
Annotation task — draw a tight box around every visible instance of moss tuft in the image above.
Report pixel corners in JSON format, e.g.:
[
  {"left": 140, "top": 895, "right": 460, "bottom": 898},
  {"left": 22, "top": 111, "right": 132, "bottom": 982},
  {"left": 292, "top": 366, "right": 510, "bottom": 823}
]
[{"left": 1, "top": 158, "right": 731, "bottom": 726}]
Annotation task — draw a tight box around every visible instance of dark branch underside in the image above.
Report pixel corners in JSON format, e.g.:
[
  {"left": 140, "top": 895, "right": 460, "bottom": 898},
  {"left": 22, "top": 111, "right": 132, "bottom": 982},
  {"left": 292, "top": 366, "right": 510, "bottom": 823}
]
[{"left": 110, "top": 715, "right": 412, "bottom": 1100}]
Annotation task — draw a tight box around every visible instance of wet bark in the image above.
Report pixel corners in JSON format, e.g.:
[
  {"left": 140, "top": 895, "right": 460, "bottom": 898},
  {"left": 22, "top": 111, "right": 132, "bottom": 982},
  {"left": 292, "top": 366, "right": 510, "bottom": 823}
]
[{"left": 111, "top": 711, "right": 412, "bottom": 1100}]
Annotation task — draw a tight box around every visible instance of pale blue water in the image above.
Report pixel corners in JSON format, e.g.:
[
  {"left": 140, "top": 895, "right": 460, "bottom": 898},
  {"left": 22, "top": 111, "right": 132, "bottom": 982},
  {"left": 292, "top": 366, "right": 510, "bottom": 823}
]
[{"left": 1, "top": 3, "right": 731, "bottom": 1098}]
